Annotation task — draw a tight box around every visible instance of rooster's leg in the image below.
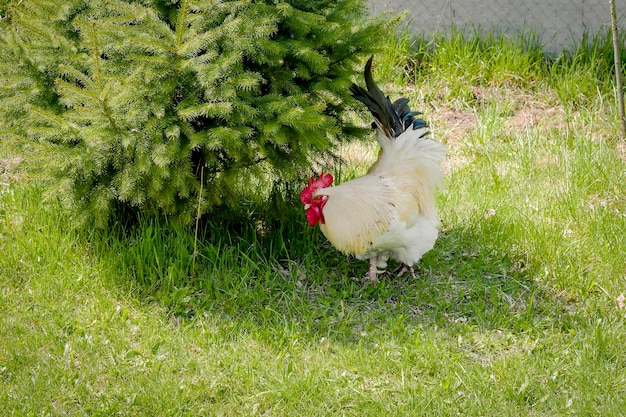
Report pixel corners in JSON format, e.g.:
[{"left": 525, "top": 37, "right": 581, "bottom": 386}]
[{"left": 367, "top": 257, "right": 378, "bottom": 281}]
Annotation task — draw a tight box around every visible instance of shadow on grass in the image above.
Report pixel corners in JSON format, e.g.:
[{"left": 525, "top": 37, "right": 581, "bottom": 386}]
[{"left": 95, "top": 205, "right": 574, "bottom": 347}]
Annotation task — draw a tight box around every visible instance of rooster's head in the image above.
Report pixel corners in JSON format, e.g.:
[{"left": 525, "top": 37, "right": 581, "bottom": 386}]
[{"left": 300, "top": 172, "right": 333, "bottom": 226}]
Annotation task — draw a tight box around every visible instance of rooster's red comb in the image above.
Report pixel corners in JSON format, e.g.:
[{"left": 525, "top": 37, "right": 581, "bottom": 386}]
[{"left": 300, "top": 172, "right": 333, "bottom": 204}]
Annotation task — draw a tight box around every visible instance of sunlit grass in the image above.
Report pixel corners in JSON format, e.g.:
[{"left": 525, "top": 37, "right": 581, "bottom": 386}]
[{"left": 1, "top": 28, "right": 626, "bottom": 416}]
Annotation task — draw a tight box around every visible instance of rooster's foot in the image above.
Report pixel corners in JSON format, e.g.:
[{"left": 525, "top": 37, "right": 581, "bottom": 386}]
[{"left": 396, "top": 263, "right": 416, "bottom": 278}]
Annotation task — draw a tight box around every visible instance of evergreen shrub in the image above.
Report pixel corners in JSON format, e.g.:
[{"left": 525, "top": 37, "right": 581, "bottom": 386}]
[{"left": 0, "top": 0, "right": 397, "bottom": 225}]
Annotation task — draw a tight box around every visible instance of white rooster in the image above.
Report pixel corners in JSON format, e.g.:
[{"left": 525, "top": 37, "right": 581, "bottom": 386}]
[{"left": 300, "top": 57, "right": 446, "bottom": 280}]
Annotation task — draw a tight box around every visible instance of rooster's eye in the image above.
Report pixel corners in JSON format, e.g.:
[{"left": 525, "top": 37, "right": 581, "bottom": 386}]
[{"left": 313, "top": 194, "right": 328, "bottom": 203}]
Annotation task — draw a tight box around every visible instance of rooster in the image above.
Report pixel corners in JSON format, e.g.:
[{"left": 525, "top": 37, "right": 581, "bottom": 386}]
[{"left": 300, "top": 57, "right": 446, "bottom": 281}]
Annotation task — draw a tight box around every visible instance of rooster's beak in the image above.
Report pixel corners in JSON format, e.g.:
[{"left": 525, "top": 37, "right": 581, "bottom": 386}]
[{"left": 303, "top": 204, "right": 311, "bottom": 210}]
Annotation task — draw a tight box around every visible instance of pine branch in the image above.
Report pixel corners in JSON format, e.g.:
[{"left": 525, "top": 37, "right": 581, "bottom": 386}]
[
  {"left": 88, "top": 20, "right": 117, "bottom": 131},
  {"left": 173, "top": 0, "right": 189, "bottom": 84}
]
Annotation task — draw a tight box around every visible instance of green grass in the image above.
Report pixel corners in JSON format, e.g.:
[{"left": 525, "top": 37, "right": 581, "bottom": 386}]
[{"left": 2, "top": 29, "right": 626, "bottom": 416}]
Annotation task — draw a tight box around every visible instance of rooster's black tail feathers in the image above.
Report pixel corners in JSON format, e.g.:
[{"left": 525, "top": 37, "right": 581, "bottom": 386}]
[{"left": 349, "top": 56, "right": 428, "bottom": 138}]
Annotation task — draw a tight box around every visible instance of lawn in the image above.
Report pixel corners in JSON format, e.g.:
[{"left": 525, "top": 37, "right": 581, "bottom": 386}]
[{"left": 1, "top": 30, "right": 626, "bottom": 416}]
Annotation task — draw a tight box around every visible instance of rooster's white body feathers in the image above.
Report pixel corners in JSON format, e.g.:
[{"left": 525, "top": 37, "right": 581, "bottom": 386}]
[{"left": 316, "top": 127, "right": 446, "bottom": 274}]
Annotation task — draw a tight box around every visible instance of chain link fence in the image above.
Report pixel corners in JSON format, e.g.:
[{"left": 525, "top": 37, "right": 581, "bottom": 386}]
[{"left": 368, "top": 0, "right": 626, "bottom": 53}]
